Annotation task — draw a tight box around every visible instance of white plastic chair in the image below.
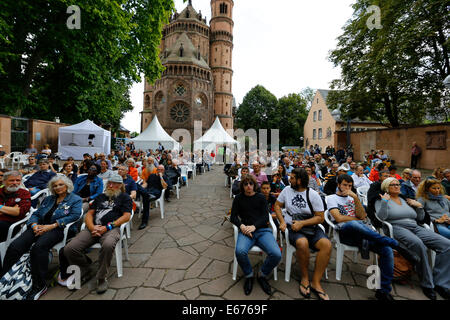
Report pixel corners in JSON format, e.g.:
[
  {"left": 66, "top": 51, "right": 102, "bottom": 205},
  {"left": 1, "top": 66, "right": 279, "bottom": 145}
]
[
  {"left": 30, "top": 188, "right": 51, "bottom": 208},
  {"left": 232, "top": 213, "right": 278, "bottom": 281},
  {"left": 174, "top": 178, "right": 180, "bottom": 200},
  {"left": 357, "top": 186, "right": 370, "bottom": 207},
  {"left": 180, "top": 165, "right": 188, "bottom": 187},
  {"left": 0, "top": 157, "right": 5, "bottom": 169},
  {"left": 0, "top": 209, "right": 34, "bottom": 263},
  {"left": 155, "top": 189, "right": 166, "bottom": 219},
  {"left": 284, "top": 223, "right": 328, "bottom": 282},
  {"left": 80, "top": 210, "right": 134, "bottom": 278},
  {"left": 377, "top": 215, "right": 436, "bottom": 269},
  {"left": 52, "top": 213, "right": 83, "bottom": 253},
  {"left": 22, "top": 173, "right": 33, "bottom": 183},
  {"left": 229, "top": 178, "right": 235, "bottom": 198},
  {"left": 324, "top": 209, "right": 378, "bottom": 281}
]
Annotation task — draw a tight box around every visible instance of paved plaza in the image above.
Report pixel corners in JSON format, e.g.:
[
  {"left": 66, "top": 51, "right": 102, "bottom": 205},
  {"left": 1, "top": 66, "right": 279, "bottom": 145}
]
[{"left": 42, "top": 165, "right": 438, "bottom": 300}]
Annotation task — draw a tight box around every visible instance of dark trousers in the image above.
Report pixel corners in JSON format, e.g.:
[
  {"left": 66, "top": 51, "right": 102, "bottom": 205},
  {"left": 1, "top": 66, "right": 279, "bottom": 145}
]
[
  {"left": 0, "top": 220, "right": 13, "bottom": 242},
  {"left": 0, "top": 228, "right": 64, "bottom": 288},
  {"left": 410, "top": 154, "right": 419, "bottom": 169},
  {"left": 137, "top": 184, "right": 160, "bottom": 224}
]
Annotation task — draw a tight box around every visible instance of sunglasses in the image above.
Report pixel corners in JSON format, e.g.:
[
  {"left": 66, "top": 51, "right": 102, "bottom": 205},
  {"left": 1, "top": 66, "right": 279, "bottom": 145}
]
[
  {"left": 243, "top": 182, "right": 254, "bottom": 186},
  {"left": 389, "top": 184, "right": 401, "bottom": 187}
]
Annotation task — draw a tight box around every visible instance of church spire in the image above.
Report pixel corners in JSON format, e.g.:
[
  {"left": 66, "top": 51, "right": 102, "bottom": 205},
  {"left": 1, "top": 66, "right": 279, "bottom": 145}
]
[{"left": 188, "top": 0, "right": 192, "bottom": 6}]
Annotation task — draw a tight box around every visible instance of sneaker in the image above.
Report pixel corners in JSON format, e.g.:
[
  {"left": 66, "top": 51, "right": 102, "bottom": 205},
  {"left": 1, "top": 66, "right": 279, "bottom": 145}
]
[
  {"left": 96, "top": 278, "right": 108, "bottom": 294},
  {"left": 375, "top": 290, "right": 395, "bottom": 301},
  {"left": 26, "top": 285, "right": 48, "bottom": 300},
  {"left": 57, "top": 272, "right": 76, "bottom": 288}
]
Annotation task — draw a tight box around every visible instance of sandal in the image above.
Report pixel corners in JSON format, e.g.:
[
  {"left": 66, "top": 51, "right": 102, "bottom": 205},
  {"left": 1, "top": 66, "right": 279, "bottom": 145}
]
[
  {"left": 299, "top": 283, "right": 311, "bottom": 299},
  {"left": 310, "top": 286, "right": 330, "bottom": 300}
]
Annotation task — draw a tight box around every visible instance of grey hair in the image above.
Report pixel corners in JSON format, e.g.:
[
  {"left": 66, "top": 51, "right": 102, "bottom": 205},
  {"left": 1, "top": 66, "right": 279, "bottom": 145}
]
[
  {"left": 3, "top": 170, "right": 22, "bottom": 181},
  {"left": 444, "top": 169, "right": 450, "bottom": 175},
  {"left": 126, "top": 158, "right": 135, "bottom": 165},
  {"left": 47, "top": 175, "right": 74, "bottom": 195}
]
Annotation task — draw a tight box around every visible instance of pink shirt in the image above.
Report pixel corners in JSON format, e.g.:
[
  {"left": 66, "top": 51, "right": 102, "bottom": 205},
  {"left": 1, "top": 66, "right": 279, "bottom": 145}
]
[{"left": 251, "top": 171, "right": 268, "bottom": 187}]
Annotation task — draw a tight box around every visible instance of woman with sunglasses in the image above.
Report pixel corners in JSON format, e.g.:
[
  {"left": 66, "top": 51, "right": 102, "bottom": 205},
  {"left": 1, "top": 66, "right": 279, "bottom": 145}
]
[
  {"left": 375, "top": 177, "right": 450, "bottom": 300},
  {"left": 73, "top": 162, "right": 104, "bottom": 213},
  {"left": 230, "top": 175, "right": 281, "bottom": 296}
]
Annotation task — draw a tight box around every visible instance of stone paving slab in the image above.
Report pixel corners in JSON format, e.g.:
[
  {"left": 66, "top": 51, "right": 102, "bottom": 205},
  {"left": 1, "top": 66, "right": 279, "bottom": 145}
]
[{"left": 41, "top": 165, "right": 432, "bottom": 300}]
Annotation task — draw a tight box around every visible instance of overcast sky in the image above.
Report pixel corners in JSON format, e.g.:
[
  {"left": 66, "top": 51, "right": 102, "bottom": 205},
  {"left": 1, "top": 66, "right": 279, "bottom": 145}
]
[{"left": 121, "top": 0, "right": 355, "bottom": 132}]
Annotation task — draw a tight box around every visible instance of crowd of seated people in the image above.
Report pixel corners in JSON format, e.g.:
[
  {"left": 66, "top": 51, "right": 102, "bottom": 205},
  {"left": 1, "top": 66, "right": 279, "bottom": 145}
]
[
  {"left": 0, "top": 144, "right": 216, "bottom": 299},
  {"left": 226, "top": 146, "right": 450, "bottom": 300}
]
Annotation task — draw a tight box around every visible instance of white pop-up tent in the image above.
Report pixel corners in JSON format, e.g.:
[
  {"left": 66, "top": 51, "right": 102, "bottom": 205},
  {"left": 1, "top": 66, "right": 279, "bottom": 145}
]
[
  {"left": 58, "top": 120, "right": 111, "bottom": 160},
  {"left": 193, "top": 117, "right": 239, "bottom": 152},
  {"left": 131, "top": 115, "right": 180, "bottom": 151}
]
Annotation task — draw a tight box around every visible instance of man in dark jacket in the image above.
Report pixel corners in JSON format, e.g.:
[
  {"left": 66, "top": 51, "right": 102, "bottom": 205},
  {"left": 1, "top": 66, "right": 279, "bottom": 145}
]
[{"left": 24, "top": 159, "right": 56, "bottom": 196}]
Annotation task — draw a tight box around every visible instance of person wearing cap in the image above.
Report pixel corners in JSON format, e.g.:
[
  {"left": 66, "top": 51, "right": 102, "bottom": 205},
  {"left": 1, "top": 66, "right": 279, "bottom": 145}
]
[
  {"left": 24, "top": 159, "right": 57, "bottom": 196},
  {"left": 324, "top": 163, "right": 355, "bottom": 195},
  {"left": 19, "top": 155, "right": 39, "bottom": 175},
  {"left": 59, "top": 173, "right": 132, "bottom": 294}
]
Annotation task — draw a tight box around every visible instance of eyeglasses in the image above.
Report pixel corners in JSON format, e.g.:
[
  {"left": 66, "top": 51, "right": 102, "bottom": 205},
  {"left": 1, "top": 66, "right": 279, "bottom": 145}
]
[
  {"left": 243, "top": 182, "right": 254, "bottom": 186},
  {"left": 389, "top": 184, "right": 401, "bottom": 187}
]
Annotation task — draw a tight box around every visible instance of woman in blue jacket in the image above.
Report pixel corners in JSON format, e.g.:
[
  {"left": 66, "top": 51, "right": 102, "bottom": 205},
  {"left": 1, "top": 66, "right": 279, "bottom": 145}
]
[{"left": 0, "top": 175, "right": 82, "bottom": 300}]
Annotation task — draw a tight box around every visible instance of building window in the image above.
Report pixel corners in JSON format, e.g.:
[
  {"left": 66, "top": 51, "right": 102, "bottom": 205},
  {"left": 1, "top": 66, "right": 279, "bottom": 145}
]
[
  {"left": 318, "top": 128, "right": 322, "bottom": 139},
  {"left": 327, "top": 127, "right": 332, "bottom": 140},
  {"left": 195, "top": 97, "right": 202, "bottom": 106},
  {"left": 313, "top": 129, "right": 316, "bottom": 140},
  {"left": 318, "top": 110, "right": 322, "bottom": 121},
  {"left": 317, "top": 98, "right": 319, "bottom": 104},
  {"left": 170, "top": 103, "right": 190, "bottom": 123},
  {"left": 174, "top": 84, "right": 186, "bottom": 96},
  {"left": 313, "top": 111, "right": 317, "bottom": 122},
  {"left": 220, "top": 3, "right": 228, "bottom": 14}
]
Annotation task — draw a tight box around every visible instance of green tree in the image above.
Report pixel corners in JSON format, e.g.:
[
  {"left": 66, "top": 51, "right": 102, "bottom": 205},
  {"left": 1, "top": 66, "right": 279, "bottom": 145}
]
[
  {"left": 235, "top": 85, "right": 309, "bottom": 146},
  {"left": 235, "top": 85, "right": 278, "bottom": 131},
  {"left": 0, "top": 0, "right": 175, "bottom": 127},
  {"left": 275, "top": 93, "right": 309, "bottom": 146},
  {"left": 328, "top": 0, "right": 449, "bottom": 127}
]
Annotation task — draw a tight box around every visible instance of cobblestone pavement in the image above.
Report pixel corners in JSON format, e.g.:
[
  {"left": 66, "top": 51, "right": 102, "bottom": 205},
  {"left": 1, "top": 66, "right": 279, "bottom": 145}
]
[{"left": 43, "top": 165, "right": 439, "bottom": 300}]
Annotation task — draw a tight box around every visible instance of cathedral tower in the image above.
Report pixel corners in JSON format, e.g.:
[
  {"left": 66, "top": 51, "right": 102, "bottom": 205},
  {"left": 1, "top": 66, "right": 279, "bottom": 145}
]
[{"left": 210, "top": 0, "right": 234, "bottom": 131}]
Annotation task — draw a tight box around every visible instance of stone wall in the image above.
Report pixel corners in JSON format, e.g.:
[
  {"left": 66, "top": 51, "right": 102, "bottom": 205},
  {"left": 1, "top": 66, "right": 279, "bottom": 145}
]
[{"left": 350, "top": 123, "right": 450, "bottom": 170}]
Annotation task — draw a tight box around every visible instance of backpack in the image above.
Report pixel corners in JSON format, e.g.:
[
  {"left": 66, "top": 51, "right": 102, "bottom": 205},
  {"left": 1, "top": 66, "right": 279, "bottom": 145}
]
[
  {"left": 0, "top": 252, "right": 33, "bottom": 300},
  {"left": 393, "top": 250, "right": 414, "bottom": 283}
]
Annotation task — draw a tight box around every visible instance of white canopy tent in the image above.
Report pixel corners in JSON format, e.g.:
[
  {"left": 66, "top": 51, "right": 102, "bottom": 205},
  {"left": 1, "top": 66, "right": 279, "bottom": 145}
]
[
  {"left": 58, "top": 120, "right": 111, "bottom": 160},
  {"left": 193, "top": 117, "right": 239, "bottom": 153},
  {"left": 131, "top": 115, "right": 180, "bottom": 151}
]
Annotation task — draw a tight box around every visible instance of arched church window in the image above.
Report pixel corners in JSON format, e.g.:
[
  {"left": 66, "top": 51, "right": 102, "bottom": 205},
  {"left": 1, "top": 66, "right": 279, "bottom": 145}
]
[
  {"left": 170, "top": 103, "right": 190, "bottom": 123},
  {"left": 174, "top": 84, "right": 186, "bottom": 96}
]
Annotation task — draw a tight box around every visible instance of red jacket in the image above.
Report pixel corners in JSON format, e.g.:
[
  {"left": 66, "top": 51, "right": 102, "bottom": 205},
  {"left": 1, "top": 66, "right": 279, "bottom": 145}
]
[{"left": 0, "top": 187, "right": 31, "bottom": 223}]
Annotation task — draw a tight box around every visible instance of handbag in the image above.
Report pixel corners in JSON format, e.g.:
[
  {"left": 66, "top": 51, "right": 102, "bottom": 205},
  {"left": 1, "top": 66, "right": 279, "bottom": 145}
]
[
  {"left": 0, "top": 252, "right": 33, "bottom": 300},
  {"left": 288, "top": 188, "right": 318, "bottom": 236}
]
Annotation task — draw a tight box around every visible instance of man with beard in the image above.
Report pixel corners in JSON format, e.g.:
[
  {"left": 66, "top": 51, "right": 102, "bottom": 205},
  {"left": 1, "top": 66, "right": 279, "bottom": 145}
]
[
  {"left": 0, "top": 171, "right": 32, "bottom": 244},
  {"left": 60, "top": 173, "right": 132, "bottom": 294}
]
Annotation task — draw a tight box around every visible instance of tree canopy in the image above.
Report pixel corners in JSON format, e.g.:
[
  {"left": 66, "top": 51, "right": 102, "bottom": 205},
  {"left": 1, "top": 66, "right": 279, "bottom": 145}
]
[
  {"left": 328, "top": 0, "right": 449, "bottom": 127},
  {"left": 0, "top": 0, "right": 175, "bottom": 128},
  {"left": 235, "top": 85, "right": 310, "bottom": 146}
]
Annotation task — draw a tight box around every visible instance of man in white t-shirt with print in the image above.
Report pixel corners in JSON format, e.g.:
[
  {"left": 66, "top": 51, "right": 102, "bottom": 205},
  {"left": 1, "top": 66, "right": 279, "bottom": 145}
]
[
  {"left": 327, "top": 174, "right": 398, "bottom": 301},
  {"left": 275, "top": 168, "right": 331, "bottom": 300}
]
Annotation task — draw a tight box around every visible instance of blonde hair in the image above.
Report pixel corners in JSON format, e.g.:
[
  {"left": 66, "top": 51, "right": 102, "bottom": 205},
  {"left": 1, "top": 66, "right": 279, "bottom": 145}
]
[
  {"left": 381, "top": 177, "right": 398, "bottom": 193},
  {"left": 416, "top": 179, "right": 445, "bottom": 200}
]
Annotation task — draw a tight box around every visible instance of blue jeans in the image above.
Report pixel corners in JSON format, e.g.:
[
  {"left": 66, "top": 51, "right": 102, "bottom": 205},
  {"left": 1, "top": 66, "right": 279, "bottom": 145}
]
[
  {"left": 436, "top": 224, "right": 450, "bottom": 239},
  {"left": 235, "top": 228, "right": 281, "bottom": 278},
  {"left": 339, "top": 220, "right": 397, "bottom": 293}
]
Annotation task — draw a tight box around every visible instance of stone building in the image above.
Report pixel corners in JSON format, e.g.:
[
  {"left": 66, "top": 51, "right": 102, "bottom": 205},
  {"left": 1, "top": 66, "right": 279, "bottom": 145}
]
[
  {"left": 303, "top": 89, "right": 387, "bottom": 151},
  {"left": 140, "top": 0, "right": 234, "bottom": 139}
]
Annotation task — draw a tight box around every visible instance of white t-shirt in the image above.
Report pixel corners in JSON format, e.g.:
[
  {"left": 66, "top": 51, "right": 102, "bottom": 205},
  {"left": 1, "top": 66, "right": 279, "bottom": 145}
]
[
  {"left": 277, "top": 186, "right": 324, "bottom": 225},
  {"left": 326, "top": 194, "right": 356, "bottom": 222}
]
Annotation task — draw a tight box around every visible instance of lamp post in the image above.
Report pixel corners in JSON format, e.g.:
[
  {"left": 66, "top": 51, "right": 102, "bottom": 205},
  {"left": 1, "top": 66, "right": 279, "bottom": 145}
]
[
  {"left": 346, "top": 116, "right": 351, "bottom": 152},
  {"left": 300, "top": 136, "right": 304, "bottom": 148}
]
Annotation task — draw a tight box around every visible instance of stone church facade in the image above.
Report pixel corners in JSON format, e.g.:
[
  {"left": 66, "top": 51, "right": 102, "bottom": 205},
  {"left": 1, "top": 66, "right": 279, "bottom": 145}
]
[{"left": 140, "top": 0, "right": 234, "bottom": 139}]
